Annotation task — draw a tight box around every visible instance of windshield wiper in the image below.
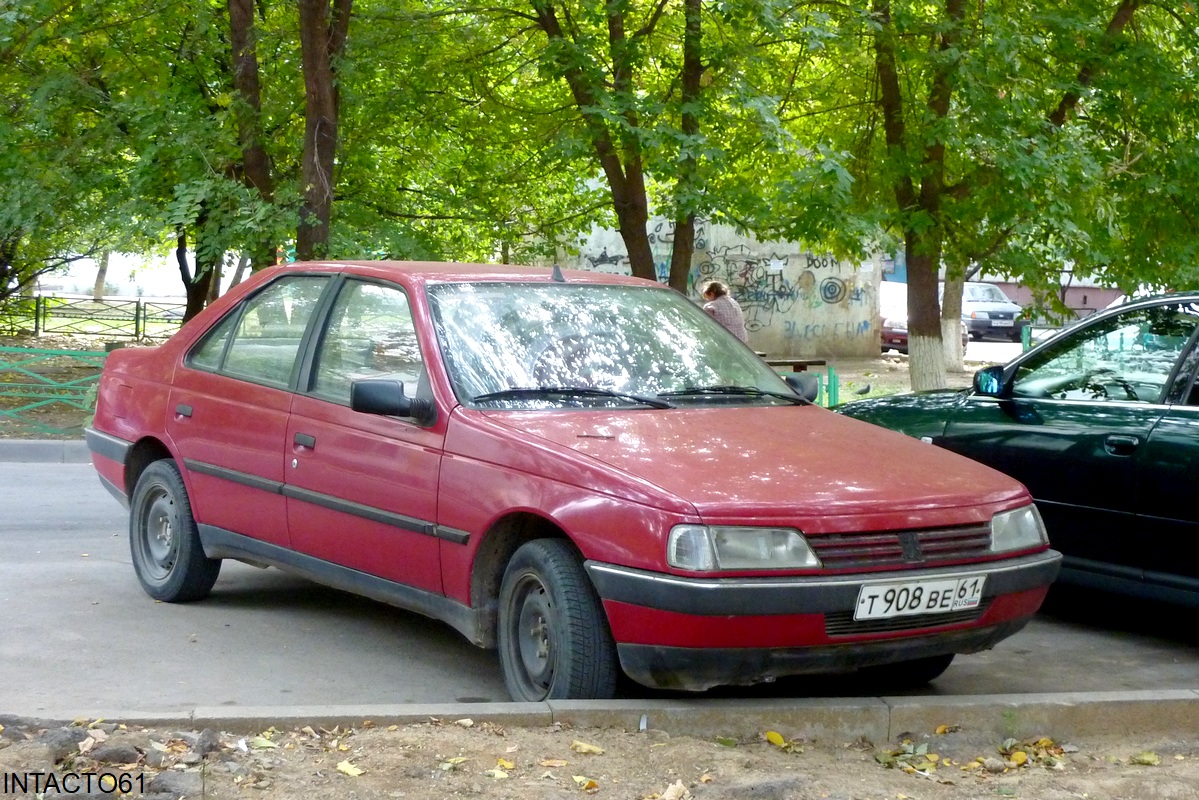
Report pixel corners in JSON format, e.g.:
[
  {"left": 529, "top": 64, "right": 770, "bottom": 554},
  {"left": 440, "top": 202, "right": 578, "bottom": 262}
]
[
  {"left": 658, "top": 385, "right": 808, "bottom": 405},
  {"left": 471, "top": 386, "right": 674, "bottom": 409}
]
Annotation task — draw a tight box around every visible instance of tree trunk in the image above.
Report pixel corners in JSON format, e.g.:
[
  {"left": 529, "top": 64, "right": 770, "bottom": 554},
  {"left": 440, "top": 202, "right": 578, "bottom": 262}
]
[
  {"left": 227, "top": 0, "right": 275, "bottom": 271},
  {"left": 296, "top": 0, "right": 352, "bottom": 261},
  {"left": 905, "top": 229, "right": 948, "bottom": 391},
  {"left": 530, "top": 1, "right": 657, "bottom": 282},
  {"left": 940, "top": 273, "right": 966, "bottom": 371},
  {"left": 667, "top": 0, "right": 702, "bottom": 293},
  {"left": 229, "top": 253, "right": 251, "bottom": 288},
  {"left": 207, "top": 256, "right": 225, "bottom": 304},
  {"left": 92, "top": 251, "right": 109, "bottom": 301}
]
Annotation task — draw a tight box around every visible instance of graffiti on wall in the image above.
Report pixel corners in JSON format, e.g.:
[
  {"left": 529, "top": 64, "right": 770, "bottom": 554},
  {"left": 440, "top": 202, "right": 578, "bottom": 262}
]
[
  {"left": 571, "top": 229, "right": 876, "bottom": 348},
  {"left": 692, "top": 247, "right": 873, "bottom": 334}
]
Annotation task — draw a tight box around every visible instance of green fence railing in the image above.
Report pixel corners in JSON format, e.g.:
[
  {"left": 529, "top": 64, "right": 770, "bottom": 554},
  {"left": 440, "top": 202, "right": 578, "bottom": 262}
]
[
  {"left": 31, "top": 295, "right": 184, "bottom": 340},
  {"left": 0, "top": 347, "right": 107, "bottom": 435}
]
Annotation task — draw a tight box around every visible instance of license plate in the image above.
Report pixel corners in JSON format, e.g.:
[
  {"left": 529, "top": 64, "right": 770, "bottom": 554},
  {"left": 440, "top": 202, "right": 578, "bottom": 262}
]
[
  {"left": 854, "top": 575, "right": 985, "bottom": 621},
  {"left": 992, "top": 319, "right": 1014, "bottom": 327}
]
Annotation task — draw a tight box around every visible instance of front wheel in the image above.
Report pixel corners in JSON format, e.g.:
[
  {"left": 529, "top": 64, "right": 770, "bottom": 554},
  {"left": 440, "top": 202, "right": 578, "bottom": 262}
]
[
  {"left": 497, "top": 539, "right": 619, "bottom": 701},
  {"left": 129, "top": 459, "right": 221, "bottom": 602}
]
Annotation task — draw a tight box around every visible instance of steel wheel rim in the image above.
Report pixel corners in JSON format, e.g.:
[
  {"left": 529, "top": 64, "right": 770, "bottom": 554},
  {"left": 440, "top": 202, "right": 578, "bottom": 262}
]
[
  {"left": 138, "top": 485, "right": 178, "bottom": 582},
  {"left": 509, "top": 574, "right": 555, "bottom": 697}
]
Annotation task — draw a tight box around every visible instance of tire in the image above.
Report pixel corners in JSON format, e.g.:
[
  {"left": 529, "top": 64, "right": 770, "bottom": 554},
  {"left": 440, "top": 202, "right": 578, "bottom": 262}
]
[
  {"left": 497, "top": 539, "right": 619, "bottom": 701},
  {"left": 859, "top": 653, "right": 955, "bottom": 689},
  {"left": 129, "top": 459, "right": 221, "bottom": 602},
  {"left": 969, "top": 331, "right": 983, "bottom": 341}
]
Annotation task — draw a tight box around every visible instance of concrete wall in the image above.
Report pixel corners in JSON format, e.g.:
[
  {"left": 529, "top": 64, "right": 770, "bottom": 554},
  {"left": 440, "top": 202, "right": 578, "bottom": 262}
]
[{"left": 555, "top": 221, "right": 881, "bottom": 358}]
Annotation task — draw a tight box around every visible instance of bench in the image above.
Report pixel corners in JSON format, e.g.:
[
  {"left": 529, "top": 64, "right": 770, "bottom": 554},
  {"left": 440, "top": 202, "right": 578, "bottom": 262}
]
[{"left": 762, "top": 356, "right": 828, "bottom": 372}]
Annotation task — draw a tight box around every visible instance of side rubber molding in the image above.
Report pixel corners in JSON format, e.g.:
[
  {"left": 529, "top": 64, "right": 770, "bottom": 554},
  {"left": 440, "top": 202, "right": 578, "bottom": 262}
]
[{"left": 197, "top": 524, "right": 494, "bottom": 646}]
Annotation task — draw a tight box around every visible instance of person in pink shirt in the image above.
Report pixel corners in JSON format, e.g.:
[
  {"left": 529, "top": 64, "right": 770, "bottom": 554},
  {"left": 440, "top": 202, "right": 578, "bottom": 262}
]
[{"left": 700, "top": 280, "right": 749, "bottom": 343}]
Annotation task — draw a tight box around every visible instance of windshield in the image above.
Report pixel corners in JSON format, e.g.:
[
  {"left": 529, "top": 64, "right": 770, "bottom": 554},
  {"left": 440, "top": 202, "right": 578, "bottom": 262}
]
[
  {"left": 426, "top": 282, "right": 792, "bottom": 409},
  {"left": 965, "top": 284, "right": 1012, "bottom": 303}
]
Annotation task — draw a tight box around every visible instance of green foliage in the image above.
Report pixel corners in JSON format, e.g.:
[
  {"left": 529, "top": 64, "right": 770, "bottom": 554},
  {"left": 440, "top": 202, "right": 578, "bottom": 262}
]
[{"left": 2, "top": 0, "right": 1198, "bottom": 315}]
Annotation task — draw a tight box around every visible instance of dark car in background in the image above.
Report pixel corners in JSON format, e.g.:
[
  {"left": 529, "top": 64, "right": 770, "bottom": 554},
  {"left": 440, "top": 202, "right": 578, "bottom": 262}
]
[
  {"left": 954, "top": 282, "right": 1029, "bottom": 342},
  {"left": 839, "top": 292, "right": 1199, "bottom": 608}
]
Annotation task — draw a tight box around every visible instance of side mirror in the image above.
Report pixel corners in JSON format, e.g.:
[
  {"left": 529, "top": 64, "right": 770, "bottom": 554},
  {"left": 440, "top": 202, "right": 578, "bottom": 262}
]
[
  {"left": 973, "top": 365, "right": 1006, "bottom": 397},
  {"left": 784, "top": 373, "right": 820, "bottom": 403},
  {"left": 350, "top": 379, "right": 435, "bottom": 425}
]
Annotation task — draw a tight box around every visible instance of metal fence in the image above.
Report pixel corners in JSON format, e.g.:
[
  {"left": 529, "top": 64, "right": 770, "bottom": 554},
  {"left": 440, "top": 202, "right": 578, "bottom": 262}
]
[
  {"left": 0, "top": 347, "right": 108, "bottom": 435},
  {"left": 1, "top": 295, "right": 185, "bottom": 340}
]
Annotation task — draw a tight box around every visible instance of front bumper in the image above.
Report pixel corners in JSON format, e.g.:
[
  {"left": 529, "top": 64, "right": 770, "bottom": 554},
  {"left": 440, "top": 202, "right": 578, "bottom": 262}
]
[{"left": 586, "top": 550, "right": 1061, "bottom": 691}]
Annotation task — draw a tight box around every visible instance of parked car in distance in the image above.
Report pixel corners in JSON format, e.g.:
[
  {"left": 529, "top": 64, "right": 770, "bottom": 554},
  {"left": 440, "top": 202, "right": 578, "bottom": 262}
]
[
  {"left": 951, "top": 282, "right": 1029, "bottom": 342},
  {"left": 839, "top": 292, "right": 1199, "bottom": 608},
  {"left": 880, "top": 281, "right": 968, "bottom": 355},
  {"left": 86, "top": 261, "right": 1061, "bottom": 700}
]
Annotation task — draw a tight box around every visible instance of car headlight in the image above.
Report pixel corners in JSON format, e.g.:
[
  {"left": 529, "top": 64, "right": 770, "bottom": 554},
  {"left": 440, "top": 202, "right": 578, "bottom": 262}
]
[
  {"left": 971, "top": 310, "right": 990, "bottom": 320},
  {"left": 667, "top": 525, "right": 822, "bottom": 571},
  {"left": 989, "top": 505, "right": 1048, "bottom": 553}
]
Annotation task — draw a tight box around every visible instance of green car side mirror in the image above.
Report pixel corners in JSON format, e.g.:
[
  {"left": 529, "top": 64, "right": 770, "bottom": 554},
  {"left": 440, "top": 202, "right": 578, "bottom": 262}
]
[{"left": 973, "top": 365, "right": 1006, "bottom": 397}]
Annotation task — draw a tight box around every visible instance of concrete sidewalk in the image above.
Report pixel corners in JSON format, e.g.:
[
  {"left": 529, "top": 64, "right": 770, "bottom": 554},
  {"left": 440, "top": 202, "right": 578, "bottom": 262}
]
[{"left": 0, "top": 438, "right": 90, "bottom": 463}]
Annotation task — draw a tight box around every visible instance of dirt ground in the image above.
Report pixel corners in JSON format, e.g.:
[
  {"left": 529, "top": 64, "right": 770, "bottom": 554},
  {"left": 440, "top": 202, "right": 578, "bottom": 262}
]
[{"left": 2, "top": 715, "right": 1197, "bottom": 799}]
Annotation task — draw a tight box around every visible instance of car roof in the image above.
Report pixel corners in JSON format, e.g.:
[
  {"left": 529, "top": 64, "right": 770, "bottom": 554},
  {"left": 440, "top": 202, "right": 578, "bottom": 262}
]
[{"left": 266, "top": 260, "right": 660, "bottom": 290}]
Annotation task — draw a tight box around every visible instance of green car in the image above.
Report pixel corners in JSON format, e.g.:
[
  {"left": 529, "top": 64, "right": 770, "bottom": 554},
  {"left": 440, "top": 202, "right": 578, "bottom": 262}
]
[{"left": 838, "top": 293, "right": 1199, "bottom": 608}]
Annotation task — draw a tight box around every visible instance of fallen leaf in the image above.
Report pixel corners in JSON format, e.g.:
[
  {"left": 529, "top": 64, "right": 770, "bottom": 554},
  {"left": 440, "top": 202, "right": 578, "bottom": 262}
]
[
  {"left": 497, "top": 757, "right": 515, "bottom": 770},
  {"left": 572, "top": 775, "right": 599, "bottom": 792},
  {"left": 1009, "top": 751, "right": 1028, "bottom": 766},
  {"left": 387, "top": 725, "right": 398, "bottom": 732},
  {"left": 455, "top": 718, "right": 475, "bottom": 728},
  {"left": 439, "top": 757, "right": 469, "bottom": 771},
  {"left": 571, "top": 740, "right": 604, "bottom": 755},
  {"left": 765, "top": 731, "right": 786, "bottom": 747},
  {"left": 250, "top": 736, "right": 278, "bottom": 749},
  {"left": 714, "top": 736, "right": 738, "bottom": 747},
  {"left": 540, "top": 759, "right": 569, "bottom": 768},
  {"left": 336, "top": 760, "right": 364, "bottom": 777},
  {"left": 699, "top": 773, "right": 714, "bottom": 783},
  {"left": 1131, "top": 751, "right": 1161, "bottom": 766},
  {"left": 661, "top": 779, "right": 690, "bottom": 800},
  {"left": 935, "top": 724, "right": 961, "bottom": 735},
  {"left": 482, "top": 768, "right": 509, "bottom": 779},
  {"left": 300, "top": 726, "right": 318, "bottom": 738}
]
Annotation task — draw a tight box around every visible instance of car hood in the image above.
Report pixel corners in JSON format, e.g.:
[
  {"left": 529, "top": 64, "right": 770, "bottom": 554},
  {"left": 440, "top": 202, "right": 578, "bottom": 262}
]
[{"left": 484, "top": 403, "right": 1025, "bottom": 522}]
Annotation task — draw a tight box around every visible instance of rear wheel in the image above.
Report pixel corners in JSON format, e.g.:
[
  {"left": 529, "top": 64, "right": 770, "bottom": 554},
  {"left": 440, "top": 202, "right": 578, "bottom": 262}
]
[
  {"left": 498, "top": 539, "right": 619, "bottom": 701},
  {"left": 129, "top": 460, "right": 221, "bottom": 602},
  {"left": 859, "top": 653, "right": 954, "bottom": 689}
]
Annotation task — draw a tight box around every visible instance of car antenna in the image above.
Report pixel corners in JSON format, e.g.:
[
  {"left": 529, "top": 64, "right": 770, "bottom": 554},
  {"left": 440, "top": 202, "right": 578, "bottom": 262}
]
[{"left": 551, "top": 264, "right": 566, "bottom": 283}]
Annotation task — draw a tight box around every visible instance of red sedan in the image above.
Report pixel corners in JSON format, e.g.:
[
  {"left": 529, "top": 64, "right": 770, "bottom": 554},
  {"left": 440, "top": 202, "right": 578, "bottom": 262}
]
[{"left": 86, "top": 261, "right": 1060, "bottom": 700}]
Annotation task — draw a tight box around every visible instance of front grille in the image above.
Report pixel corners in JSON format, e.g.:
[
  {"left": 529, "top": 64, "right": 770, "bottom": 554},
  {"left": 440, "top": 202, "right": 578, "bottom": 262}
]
[
  {"left": 825, "top": 602, "right": 991, "bottom": 637},
  {"left": 810, "top": 524, "right": 991, "bottom": 570}
]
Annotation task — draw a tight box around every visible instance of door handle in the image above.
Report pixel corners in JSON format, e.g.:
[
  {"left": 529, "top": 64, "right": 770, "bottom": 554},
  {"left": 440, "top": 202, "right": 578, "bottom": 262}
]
[
  {"left": 294, "top": 432, "right": 316, "bottom": 449},
  {"left": 1104, "top": 434, "right": 1140, "bottom": 456}
]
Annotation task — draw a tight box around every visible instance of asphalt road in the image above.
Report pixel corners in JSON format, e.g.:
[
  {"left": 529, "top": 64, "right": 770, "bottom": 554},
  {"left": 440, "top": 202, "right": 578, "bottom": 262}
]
[{"left": 2, "top": 463, "right": 1197, "bottom": 719}]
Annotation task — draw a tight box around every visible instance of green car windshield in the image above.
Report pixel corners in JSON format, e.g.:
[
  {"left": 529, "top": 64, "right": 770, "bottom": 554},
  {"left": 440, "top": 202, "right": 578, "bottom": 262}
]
[{"left": 426, "top": 282, "right": 792, "bottom": 409}]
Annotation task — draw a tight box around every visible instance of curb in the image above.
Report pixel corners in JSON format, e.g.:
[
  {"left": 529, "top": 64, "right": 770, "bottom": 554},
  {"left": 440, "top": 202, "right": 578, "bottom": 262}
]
[
  {"left": 11, "top": 691, "right": 1199, "bottom": 741},
  {"left": 0, "top": 438, "right": 90, "bottom": 463}
]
